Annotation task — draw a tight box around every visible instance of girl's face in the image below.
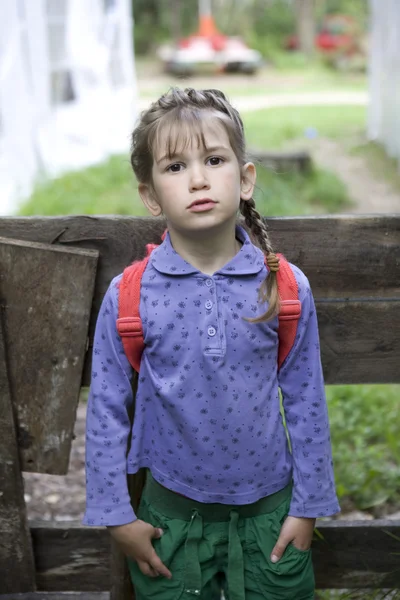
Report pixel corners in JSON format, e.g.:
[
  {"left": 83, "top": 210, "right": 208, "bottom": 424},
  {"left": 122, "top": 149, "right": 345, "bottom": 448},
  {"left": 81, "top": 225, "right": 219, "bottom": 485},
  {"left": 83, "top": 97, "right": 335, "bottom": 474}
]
[{"left": 139, "top": 118, "right": 256, "bottom": 238}]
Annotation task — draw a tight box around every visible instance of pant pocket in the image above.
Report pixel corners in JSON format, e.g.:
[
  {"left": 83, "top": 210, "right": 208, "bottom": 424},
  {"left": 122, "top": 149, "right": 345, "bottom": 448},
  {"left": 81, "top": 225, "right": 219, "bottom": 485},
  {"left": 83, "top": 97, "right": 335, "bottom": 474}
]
[
  {"left": 128, "top": 500, "right": 188, "bottom": 600},
  {"left": 128, "top": 559, "right": 186, "bottom": 600},
  {"left": 244, "top": 498, "right": 315, "bottom": 600}
]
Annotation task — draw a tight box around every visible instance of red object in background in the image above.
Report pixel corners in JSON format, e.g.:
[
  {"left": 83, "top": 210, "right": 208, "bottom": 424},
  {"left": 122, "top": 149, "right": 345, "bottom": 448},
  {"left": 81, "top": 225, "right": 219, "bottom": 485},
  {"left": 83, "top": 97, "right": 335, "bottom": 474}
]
[
  {"left": 179, "top": 14, "right": 228, "bottom": 51},
  {"left": 285, "top": 14, "right": 358, "bottom": 54},
  {"left": 179, "top": 34, "right": 228, "bottom": 51},
  {"left": 317, "top": 31, "right": 352, "bottom": 52},
  {"left": 159, "top": 11, "right": 262, "bottom": 75}
]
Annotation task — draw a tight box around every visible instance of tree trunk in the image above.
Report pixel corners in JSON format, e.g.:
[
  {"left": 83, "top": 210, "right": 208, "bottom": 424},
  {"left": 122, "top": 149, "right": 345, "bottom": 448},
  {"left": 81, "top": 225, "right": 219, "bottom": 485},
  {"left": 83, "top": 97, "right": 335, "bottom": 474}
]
[
  {"left": 295, "top": 0, "right": 316, "bottom": 58},
  {"left": 170, "top": 0, "right": 182, "bottom": 42}
]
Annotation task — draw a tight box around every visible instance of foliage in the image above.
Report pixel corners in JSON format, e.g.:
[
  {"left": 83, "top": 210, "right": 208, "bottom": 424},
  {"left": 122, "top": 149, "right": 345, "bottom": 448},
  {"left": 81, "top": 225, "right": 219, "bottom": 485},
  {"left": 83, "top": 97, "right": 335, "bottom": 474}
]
[
  {"left": 18, "top": 155, "right": 144, "bottom": 217},
  {"left": 320, "top": 0, "right": 369, "bottom": 26},
  {"left": 326, "top": 385, "right": 400, "bottom": 509},
  {"left": 132, "top": 0, "right": 369, "bottom": 61},
  {"left": 132, "top": 0, "right": 199, "bottom": 54}
]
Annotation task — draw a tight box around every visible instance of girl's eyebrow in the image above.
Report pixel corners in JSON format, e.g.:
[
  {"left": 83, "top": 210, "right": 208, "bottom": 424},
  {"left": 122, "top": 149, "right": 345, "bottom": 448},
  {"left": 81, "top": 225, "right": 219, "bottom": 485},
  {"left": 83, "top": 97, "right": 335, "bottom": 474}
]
[{"left": 156, "top": 145, "right": 231, "bottom": 165}]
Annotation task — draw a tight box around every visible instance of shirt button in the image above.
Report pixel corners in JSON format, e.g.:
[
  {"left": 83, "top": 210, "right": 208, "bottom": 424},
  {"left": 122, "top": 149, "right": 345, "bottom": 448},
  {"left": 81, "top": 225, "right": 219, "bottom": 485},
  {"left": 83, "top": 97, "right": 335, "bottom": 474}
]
[
  {"left": 207, "top": 326, "right": 216, "bottom": 337},
  {"left": 205, "top": 300, "right": 213, "bottom": 310},
  {"left": 205, "top": 278, "right": 213, "bottom": 287}
]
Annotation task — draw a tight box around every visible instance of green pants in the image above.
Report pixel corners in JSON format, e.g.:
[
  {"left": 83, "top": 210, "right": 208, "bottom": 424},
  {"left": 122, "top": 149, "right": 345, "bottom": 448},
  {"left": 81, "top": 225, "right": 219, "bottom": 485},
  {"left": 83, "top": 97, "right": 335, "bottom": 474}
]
[{"left": 128, "top": 473, "right": 315, "bottom": 600}]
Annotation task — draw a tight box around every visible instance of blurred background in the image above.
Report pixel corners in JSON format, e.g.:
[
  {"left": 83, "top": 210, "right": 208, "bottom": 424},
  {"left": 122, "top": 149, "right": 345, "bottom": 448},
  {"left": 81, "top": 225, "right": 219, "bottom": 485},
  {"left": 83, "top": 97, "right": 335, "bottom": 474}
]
[
  {"left": 1, "top": 0, "right": 399, "bottom": 219},
  {"left": 4, "top": 3, "right": 399, "bottom": 598}
]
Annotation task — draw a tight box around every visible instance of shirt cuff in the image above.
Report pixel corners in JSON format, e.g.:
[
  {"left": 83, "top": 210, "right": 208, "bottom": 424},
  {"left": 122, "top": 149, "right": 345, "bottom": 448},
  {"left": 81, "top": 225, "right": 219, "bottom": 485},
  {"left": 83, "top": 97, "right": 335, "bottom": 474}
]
[
  {"left": 288, "top": 499, "right": 341, "bottom": 519},
  {"left": 83, "top": 501, "right": 137, "bottom": 527}
]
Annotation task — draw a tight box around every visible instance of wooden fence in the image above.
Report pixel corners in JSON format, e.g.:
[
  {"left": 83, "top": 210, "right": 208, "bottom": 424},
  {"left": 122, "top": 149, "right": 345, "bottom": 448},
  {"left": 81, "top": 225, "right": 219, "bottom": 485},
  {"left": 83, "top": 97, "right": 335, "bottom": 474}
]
[{"left": 0, "top": 215, "right": 399, "bottom": 597}]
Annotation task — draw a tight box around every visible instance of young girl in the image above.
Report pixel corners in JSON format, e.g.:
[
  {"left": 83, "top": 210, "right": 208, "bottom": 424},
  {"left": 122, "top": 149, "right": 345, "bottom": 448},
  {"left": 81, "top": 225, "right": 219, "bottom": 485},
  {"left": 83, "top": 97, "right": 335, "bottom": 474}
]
[{"left": 84, "top": 87, "right": 340, "bottom": 600}]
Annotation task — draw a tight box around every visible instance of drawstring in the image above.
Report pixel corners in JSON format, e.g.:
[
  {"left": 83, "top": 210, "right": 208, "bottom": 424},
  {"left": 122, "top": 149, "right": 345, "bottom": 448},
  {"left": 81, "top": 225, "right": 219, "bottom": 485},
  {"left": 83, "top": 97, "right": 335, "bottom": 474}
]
[
  {"left": 183, "top": 509, "right": 245, "bottom": 600},
  {"left": 228, "top": 510, "right": 245, "bottom": 600},
  {"left": 184, "top": 510, "right": 203, "bottom": 596}
]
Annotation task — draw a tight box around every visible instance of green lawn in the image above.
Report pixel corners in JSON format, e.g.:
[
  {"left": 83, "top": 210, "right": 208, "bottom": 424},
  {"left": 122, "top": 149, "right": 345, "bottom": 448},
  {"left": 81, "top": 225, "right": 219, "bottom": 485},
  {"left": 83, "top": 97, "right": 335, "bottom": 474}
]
[{"left": 243, "top": 105, "right": 367, "bottom": 149}]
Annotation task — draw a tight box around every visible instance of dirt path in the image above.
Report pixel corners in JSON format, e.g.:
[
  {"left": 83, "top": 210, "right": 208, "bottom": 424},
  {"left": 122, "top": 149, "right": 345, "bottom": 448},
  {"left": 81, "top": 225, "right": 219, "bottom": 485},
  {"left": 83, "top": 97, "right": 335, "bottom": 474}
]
[{"left": 306, "top": 137, "right": 400, "bottom": 214}]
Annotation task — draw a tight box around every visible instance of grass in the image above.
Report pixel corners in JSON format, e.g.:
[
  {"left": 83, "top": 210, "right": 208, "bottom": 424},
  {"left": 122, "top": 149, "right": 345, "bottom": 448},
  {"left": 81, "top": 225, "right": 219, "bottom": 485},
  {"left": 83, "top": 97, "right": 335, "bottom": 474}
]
[
  {"left": 243, "top": 105, "right": 367, "bottom": 149},
  {"left": 254, "top": 166, "right": 350, "bottom": 216},
  {"left": 18, "top": 156, "right": 145, "bottom": 217}
]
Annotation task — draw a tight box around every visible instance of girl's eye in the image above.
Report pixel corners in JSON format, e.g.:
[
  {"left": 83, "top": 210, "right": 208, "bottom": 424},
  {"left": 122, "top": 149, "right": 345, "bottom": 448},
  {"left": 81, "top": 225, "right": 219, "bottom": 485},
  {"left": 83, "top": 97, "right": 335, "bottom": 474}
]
[
  {"left": 207, "top": 156, "right": 223, "bottom": 166},
  {"left": 167, "top": 163, "right": 183, "bottom": 173}
]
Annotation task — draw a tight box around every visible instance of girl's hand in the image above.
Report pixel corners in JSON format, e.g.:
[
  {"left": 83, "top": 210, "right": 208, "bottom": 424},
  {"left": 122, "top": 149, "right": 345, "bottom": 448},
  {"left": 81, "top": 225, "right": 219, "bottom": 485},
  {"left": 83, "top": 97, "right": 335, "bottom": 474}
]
[
  {"left": 270, "top": 516, "right": 316, "bottom": 563},
  {"left": 108, "top": 519, "right": 172, "bottom": 578}
]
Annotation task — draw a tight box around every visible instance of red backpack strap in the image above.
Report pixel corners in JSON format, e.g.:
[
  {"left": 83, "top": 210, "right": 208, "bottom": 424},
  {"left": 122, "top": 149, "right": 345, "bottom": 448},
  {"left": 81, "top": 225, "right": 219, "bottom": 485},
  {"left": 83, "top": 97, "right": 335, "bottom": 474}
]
[
  {"left": 116, "top": 243, "right": 158, "bottom": 372},
  {"left": 269, "top": 253, "right": 302, "bottom": 370}
]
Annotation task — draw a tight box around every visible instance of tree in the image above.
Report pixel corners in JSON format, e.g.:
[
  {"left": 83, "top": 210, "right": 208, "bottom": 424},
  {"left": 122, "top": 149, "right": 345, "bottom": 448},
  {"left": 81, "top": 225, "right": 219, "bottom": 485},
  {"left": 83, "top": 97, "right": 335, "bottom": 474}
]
[{"left": 295, "top": 0, "right": 316, "bottom": 57}]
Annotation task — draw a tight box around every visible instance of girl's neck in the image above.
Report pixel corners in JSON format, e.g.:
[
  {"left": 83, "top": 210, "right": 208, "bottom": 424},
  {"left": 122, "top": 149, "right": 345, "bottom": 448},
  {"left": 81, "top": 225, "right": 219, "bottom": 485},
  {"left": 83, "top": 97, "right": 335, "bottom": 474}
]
[{"left": 168, "top": 224, "right": 241, "bottom": 276}]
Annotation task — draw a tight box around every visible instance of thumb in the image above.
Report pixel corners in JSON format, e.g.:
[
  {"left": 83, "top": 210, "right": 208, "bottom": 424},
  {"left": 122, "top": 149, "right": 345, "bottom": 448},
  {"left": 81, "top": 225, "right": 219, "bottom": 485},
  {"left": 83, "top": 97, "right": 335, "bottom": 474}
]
[
  {"left": 271, "top": 533, "right": 291, "bottom": 563},
  {"left": 151, "top": 526, "right": 164, "bottom": 540}
]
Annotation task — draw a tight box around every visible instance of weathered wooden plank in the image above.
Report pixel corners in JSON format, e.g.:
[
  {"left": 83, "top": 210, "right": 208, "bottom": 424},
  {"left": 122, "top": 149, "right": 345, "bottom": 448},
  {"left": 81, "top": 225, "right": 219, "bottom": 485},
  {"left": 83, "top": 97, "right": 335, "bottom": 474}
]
[
  {"left": 317, "top": 300, "right": 400, "bottom": 384},
  {"left": 0, "top": 238, "right": 98, "bottom": 474},
  {"left": 28, "top": 520, "right": 400, "bottom": 591},
  {"left": 110, "top": 540, "right": 134, "bottom": 600},
  {"left": 0, "top": 215, "right": 397, "bottom": 299},
  {"left": 0, "top": 217, "right": 398, "bottom": 385},
  {"left": 313, "top": 520, "right": 400, "bottom": 589},
  {"left": 79, "top": 299, "right": 400, "bottom": 386},
  {"left": 30, "top": 523, "right": 110, "bottom": 593},
  {"left": 0, "top": 307, "right": 36, "bottom": 593}
]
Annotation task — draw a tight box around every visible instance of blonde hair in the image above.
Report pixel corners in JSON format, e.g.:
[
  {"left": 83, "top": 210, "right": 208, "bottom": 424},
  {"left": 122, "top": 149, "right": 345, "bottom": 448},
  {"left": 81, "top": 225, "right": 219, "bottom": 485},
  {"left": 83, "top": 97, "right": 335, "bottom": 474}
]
[{"left": 130, "top": 87, "right": 279, "bottom": 321}]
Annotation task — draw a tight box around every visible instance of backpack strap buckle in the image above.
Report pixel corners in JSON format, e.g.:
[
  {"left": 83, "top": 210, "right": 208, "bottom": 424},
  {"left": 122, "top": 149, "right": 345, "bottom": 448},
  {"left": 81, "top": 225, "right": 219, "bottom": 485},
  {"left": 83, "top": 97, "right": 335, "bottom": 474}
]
[
  {"left": 279, "top": 300, "right": 302, "bottom": 321},
  {"left": 116, "top": 317, "right": 143, "bottom": 337}
]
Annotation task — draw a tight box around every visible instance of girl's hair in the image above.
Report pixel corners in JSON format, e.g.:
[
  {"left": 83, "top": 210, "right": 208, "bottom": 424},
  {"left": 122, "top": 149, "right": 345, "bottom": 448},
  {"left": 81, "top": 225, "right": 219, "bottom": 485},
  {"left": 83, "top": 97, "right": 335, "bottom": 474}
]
[{"left": 130, "top": 87, "right": 279, "bottom": 322}]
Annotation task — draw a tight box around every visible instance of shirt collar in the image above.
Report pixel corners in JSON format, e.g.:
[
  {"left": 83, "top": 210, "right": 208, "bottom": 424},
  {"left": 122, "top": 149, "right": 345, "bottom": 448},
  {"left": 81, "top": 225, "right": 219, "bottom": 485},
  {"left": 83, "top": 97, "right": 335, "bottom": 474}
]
[{"left": 150, "top": 226, "right": 265, "bottom": 276}]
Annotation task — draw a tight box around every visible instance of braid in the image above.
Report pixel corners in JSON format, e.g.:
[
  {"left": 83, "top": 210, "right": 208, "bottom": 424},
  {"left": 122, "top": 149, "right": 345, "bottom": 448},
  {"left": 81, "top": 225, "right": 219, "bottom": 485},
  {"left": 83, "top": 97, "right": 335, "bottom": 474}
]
[
  {"left": 130, "top": 86, "right": 278, "bottom": 321},
  {"left": 240, "top": 199, "right": 280, "bottom": 322}
]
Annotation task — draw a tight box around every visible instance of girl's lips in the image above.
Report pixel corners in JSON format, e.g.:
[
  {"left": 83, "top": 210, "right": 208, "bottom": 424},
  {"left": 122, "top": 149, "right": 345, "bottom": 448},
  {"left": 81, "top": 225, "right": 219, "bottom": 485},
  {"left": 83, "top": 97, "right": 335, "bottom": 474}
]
[{"left": 188, "top": 199, "right": 217, "bottom": 212}]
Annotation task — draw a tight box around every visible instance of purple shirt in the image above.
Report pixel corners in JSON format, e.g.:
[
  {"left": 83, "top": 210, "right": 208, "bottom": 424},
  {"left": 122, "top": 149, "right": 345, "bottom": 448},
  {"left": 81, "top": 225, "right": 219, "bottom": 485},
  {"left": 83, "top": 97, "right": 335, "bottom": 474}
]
[{"left": 84, "top": 227, "right": 340, "bottom": 526}]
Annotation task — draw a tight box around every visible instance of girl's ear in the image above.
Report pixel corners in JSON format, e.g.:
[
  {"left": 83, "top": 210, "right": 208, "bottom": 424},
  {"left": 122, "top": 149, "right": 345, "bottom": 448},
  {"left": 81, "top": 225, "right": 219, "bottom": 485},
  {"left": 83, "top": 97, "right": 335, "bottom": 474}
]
[
  {"left": 240, "top": 162, "right": 256, "bottom": 201},
  {"left": 139, "top": 183, "right": 162, "bottom": 216}
]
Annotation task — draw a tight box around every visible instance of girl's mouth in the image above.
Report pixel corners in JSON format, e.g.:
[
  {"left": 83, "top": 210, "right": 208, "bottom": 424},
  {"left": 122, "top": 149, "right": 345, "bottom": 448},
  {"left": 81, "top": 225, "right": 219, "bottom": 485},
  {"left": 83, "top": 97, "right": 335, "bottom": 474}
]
[{"left": 188, "top": 199, "right": 217, "bottom": 212}]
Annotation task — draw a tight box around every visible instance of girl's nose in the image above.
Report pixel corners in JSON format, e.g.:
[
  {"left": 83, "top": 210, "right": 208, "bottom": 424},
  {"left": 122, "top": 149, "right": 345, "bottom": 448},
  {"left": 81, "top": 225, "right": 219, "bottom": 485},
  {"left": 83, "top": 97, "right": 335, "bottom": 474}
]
[{"left": 189, "top": 165, "right": 210, "bottom": 191}]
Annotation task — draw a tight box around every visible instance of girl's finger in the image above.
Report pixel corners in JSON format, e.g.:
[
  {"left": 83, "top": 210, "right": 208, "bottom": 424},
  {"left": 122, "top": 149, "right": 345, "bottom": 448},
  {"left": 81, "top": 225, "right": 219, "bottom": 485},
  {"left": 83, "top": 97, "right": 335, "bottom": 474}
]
[
  {"left": 149, "top": 550, "right": 172, "bottom": 579},
  {"left": 137, "top": 560, "right": 159, "bottom": 578}
]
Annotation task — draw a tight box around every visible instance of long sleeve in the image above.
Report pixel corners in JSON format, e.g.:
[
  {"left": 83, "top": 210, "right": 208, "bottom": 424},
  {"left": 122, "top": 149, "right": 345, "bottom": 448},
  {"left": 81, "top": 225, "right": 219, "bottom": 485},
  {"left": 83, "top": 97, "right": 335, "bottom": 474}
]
[
  {"left": 278, "top": 266, "right": 340, "bottom": 518},
  {"left": 83, "top": 276, "right": 137, "bottom": 526}
]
